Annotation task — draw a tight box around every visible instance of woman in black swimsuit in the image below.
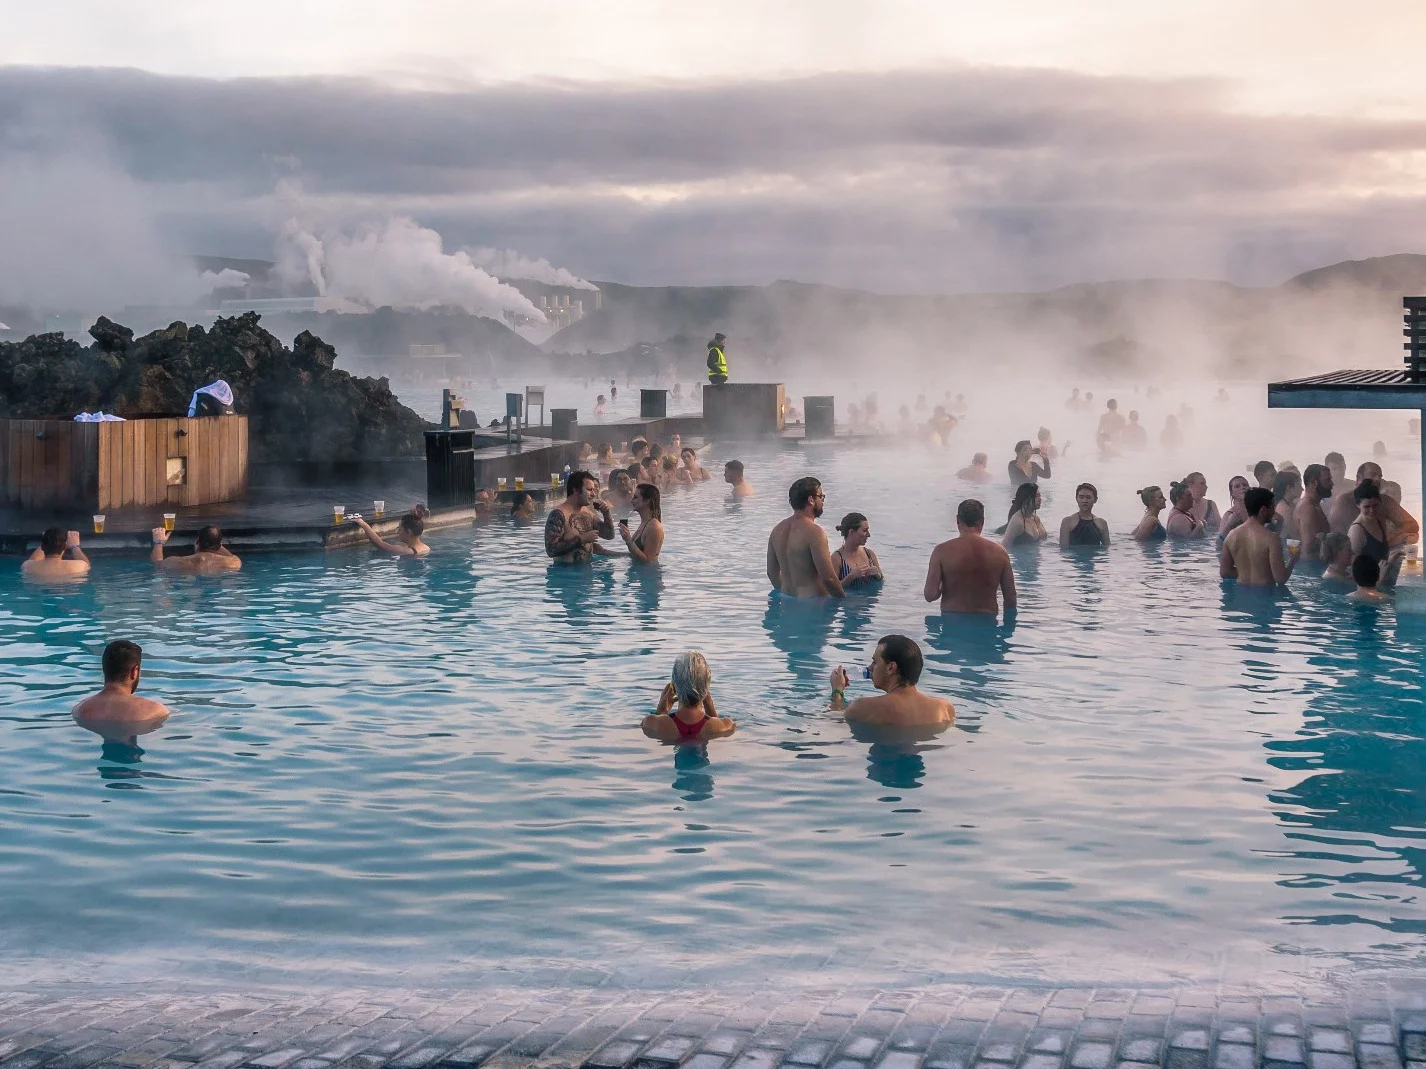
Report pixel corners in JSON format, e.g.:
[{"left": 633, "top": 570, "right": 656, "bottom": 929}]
[
  {"left": 1131, "top": 486, "right": 1168, "bottom": 542},
  {"left": 1349, "top": 481, "right": 1391, "bottom": 563},
  {"left": 618, "top": 482, "right": 665, "bottom": 564},
  {"left": 1058, "top": 482, "right": 1110, "bottom": 547},
  {"left": 1001, "top": 483, "right": 1048, "bottom": 547},
  {"left": 1008, "top": 440, "right": 1051, "bottom": 487}
]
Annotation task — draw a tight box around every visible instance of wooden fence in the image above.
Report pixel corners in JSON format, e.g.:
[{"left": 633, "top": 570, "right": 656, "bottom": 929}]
[{"left": 0, "top": 416, "right": 248, "bottom": 513}]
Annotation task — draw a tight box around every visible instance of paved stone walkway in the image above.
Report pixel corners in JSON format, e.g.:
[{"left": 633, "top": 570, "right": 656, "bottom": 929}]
[{"left": 4, "top": 982, "right": 1426, "bottom": 1069}]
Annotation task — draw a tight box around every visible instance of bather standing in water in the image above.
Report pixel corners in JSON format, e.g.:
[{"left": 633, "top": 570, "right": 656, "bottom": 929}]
[
  {"left": 724, "top": 459, "right": 754, "bottom": 499},
  {"left": 1319, "top": 532, "right": 1354, "bottom": 583},
  {"left": 152, "top": 525, "right": 242, "bottom": 572},
  {"left": 1059, "top": 482, "right": 1110, "bottom": 547},
  {"left": 1184, "top": 471, "right": 1221, "bottom": 531},
  {"left": 924, "top": 499, "right": 1017, "bottom": 615},
  {"left": 1220, "top": 487, "right": 1298, "bottom": 587},
  {"left": 831, "top": 512, "right": 884, "bottom": 586},
  {"left": 618, "top": 483, "right": 665, "bottom": 565},
  {"left": 1164, "top": 482, "right": 1206, "bottom": 540},
  {"left": 1272, "top": 470, "right": 1303, "bottom": 540},
  {"left": 1347, "top": 554, "right": 1393, "bottom": 604},
  {"left": 352, "top": 512, "right": 430, "bottom": 557},
  {"left": 71, "top": 640, "right": 170, "bottom": 740},
  {"left": 22, "top": 527, "right": 90, "bottom": 581},
  {"left": 1348, "top": 482, "right": 1392, "bottom": 564},
  {"left": 1001, "top": 484, "right": 1048, "bottom": 547},
  {"left": 956, "top": 453, "right": 992, "bottom": 483},
  {"left": 545, "top": 469, "right": 615, "bottom": 563},
  {"left": 1329, "top": 461, "right": 1420, "bottom": 545},
  {"left": 1253, "top": 460, "right": 1277, "bottom": 491},
  {"left": 1008, "top": 440, "right": 1050, "bottom": 487},
  {"left": 1294, "top": 463, "right": 1334, "bottom": 558},
  {"left": 1217, "top": 475, "right": 1251, "bottom": 542},
  {"left": 643, "top": 652, "right": 737, "bottom": 744},
  {"left": 829, "top": 634, "right": 954, "bottom": 727},
  {"left": 1131, "top": 486, "right": 1168, "bottom": 542},
  {"left": 767, "top": 477, "right": 845, "bottom": 598}
]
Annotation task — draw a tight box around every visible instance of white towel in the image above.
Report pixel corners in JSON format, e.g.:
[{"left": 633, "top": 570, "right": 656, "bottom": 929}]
[{"left": 187, "top": 379, "right": 235, "bottom": 416}]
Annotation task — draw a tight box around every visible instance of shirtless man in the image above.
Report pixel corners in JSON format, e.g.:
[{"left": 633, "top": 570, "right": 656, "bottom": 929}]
[
  {"left": 1294, "top": 463, "right": 1334, "bottom": 559},
  {"left": 70, "top": 640, "right": 170, "bottom": 740},
  {"left": 1096, "top": 399, "right": 1126, "bottom": 446},
  {"left": 766, "top": 476, "right": 845, "bottom": 598},
  {"left": 924, "top": 499, "right": 1017, "bottom": 614},
  {"left": 1220, "top": 487, "right": 1297, "bottom": 587},
  {"left": 151, "top": 525, "right": 242, "bottom": 573},
  {"left": 22, "top": 527, "right": 90, "bottom": 580},
  {"left": 829, "top": 634, "right": 954, "bottom": 727},
  {"left": 724, "top": 459, "right": 754, "bottom": 499},
  {"left": 545, "top": 469, "right": 615, "bottom": 563},
  {"left": 1253, "top": 460, "right": 1277, "bottom": 491},
  {"left": 1329, "top": 461, "right": 1420, "bottom": 544},
  {"left": 955, "top": 453, "right": 991, "bottom": 482}
]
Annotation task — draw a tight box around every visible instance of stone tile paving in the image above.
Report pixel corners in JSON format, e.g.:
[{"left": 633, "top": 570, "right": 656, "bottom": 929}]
[{"left": 4, "top": 983, "right": 1426, "bottom": 1069}]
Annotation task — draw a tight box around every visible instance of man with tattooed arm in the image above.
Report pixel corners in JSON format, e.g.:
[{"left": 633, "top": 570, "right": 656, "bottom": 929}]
[{"left": 545, "top": 469, "right": 616, "bottom": 563}]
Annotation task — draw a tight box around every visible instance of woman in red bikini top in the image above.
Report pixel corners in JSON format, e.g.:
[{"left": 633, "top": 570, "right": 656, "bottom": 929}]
[{"left": 641, "top": 652, "right": 738, "bottom": 744}]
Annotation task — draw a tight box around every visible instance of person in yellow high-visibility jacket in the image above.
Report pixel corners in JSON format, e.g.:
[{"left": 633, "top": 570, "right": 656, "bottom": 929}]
[{"left": 706, "top": 333, "right": 728, "bottom": 385}]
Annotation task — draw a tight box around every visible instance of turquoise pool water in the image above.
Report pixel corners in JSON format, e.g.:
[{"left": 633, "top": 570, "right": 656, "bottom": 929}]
[{"left": 2, "top": 385, "right": 1424, "bottom": 991}]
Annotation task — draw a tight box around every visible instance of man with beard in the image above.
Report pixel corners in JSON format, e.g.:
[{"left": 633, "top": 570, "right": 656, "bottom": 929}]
[
  {"left": 1329, "top": 461, "right": 1421, "bottom": 545},
  {"left": 767, "top": 476, "right": 845, "bottom": 598},
  {"left": 1294, "top": 463, "right": 1334, "bottom": 559}
]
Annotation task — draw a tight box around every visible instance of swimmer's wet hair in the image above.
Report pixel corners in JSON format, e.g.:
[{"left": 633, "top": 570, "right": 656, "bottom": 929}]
[
  {"left": 1168, "top": 482, "right": 1192, "bottom": 507},
  {"left": 40, "top": 526, "right": 66, "bottom": 555},
  {"left": 1075, "top": 482, "right": 1098, "bottom": 500},
  {"left": 877, "top": 634, "right": 923, "bottom": 686},
  {"left": 837, "top": 512, "right": 867, "bottom": 537},
  {"left": 1352, "top": 553, "right": 1380, "bottom": 588},
  {"left": 1243, "top": 487, "right": 1274, "bottom": 517},
  {"left": 509, "top": 491, "right": 533, "bottom": 514},
  {"left": 789, "top": 476, "right": 822, "bottom": 511},
  {"left": 1325, "top": 451, "right": 1345, "bottom": 466},
  {"left": 197, "top": 525, "right": 223, "bottom": 551},
  {"left": 1008, "top": 483, "right": 1039, "bottom": 520},
  {"left": 102, "top": 639, "right": 142, "bottom": 682},
  {"left": 400, "top": 513, "right": 425, "bottom": 537},
  {"left": 972, "top": 453, "right": 987, "bottom": 465},
  {"left": 1321, "top": 531, "right": 1350, "bottom": 562},
  {"left": 725, "top": 459, "right": 744, "bottom": 477},
  {"left": 1137, "top": 486, "right": 1161, "bottom": 506},
  {"left": 1013, "top": 439, "right": 1032, "bottom": 456},
  {"left": 957, "top": 499, "right": 984, "bottom": 528},
  {"left": 1253, "top": 460, "right": 1276, "bottom": 480},
  {"left": 671, "top": 651, "right": 711, "bottom": 705},
  {"left": 1354, "top": 480, "right": 1381, "bottom": 503},
  {"left": 637, "top": 483, "right": 662, "bottom": 520},
  {"left": 565, "top": 469, "right": 597, "bottom": 496}
]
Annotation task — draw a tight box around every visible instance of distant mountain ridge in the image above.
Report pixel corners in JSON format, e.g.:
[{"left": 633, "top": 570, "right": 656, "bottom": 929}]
[{"left": 545, "top": 254, "right": 1426, "bottom": 379}]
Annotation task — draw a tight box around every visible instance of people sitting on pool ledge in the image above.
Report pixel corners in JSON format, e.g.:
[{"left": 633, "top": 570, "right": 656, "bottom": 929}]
[
  {"left": 151, "top": 525, "right": 242, "bottom": 572},
  {"left": 1000, "top": 484, "right": 1047, "bottom": 547},
  {"left": 618, "top": 483, "right": 665, "bottom": 564},
  {"left": 829, "top": 634, "right": 953, "bottom": 727},
  {"left": 352, "top": 512, "right": 430, "bottom": 557},
  {"left": 71, "top": 640, "right": 170, "bottom": 740},
  {"left": 642, "top": 651, "right": 736, "bottom": 743},
  {"left": 956, "top": 453, "right": 991, "bottom": 483},
  {"left": 1220, "top": 487, "right": 1298, "bottom": 587},
  {"left": 767, "top": 476, "right": 845, "bottom": 598},
  {"left": 22, "top": 527, "right": 91, "bottom": 581},
  {"left": 725, "top": 459, "right": 753, "bottom": 499},
  {"left": 832, "top": 512, "right": 884, "bottom": 586},
  {"left": 545, "top": 469, "right": 615, "bottom": 563},
  {"left": 1164, "top": 482, "right": 1206, "bottom": 540},
  {"left": 1059, "top": 483, "right": 1109, "bottom": 547},
  {"left": 924, "top": 499, "right": 1017, "bottom": 615},
  {"left": 1131, "top": 486, "right": 1167, "bottom": 542}
]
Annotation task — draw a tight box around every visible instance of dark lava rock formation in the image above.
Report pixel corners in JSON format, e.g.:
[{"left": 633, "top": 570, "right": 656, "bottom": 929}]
[{"left": 0, "top": 314, "right": 428, "bottom": 463}]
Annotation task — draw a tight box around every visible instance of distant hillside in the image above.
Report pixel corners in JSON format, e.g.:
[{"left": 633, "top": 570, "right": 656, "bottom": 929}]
[
  {"left": 256, "top": 307, "right": 544, "bottom": 364},
  {"left": 546, "top": 256, "right": 1426, "bottom": 380}
]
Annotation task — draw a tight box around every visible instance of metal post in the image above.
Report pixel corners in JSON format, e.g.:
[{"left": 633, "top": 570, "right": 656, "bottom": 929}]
[{"left": 441, "top": 388, "right": 452, "bottom": 431}]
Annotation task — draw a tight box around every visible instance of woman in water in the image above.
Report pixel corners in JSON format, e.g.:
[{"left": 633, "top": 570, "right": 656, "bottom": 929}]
[
  {"left": 1164, "top": 481, "right": 1207, "bottom": 540},
  {"left": 1001, "top": 483, "right": 1048, "bottom": 547},
  {"left": 1008, "top": 439, "right": 1051, "bottom": 487},
  {"left": 1273, "top": 469, "right": 1303, "bottom": 539},
  {"left": 642, "top": 651, "right": 737, "bottom": 743},
  {"left": 1320, "top": 532, "right": 1354, "bottom": 583},
  {"left": 618, "top": 482, "right": 665, "bottom": 564},
  {"left": 1217, "top": 475, "right": 1251, "bottom": 542},
  {"left": 1131, "top": 486, "right": 1168, "bottom": 541},
  {"left": 1349, "top": 482, "right": 1392, "bottom": 564},
  {"left": 596, "top": 442, "right": 617, "bottom": 469},
  {"left": 1184, "top": 471, "right": 1221, "bottom": 530},
  {"left": 679, "top": 446, "right": 711, "bottom": 481},
  {"left": 1058, "top": 482, "right": 1110, "bottom": 547},
  {"left": 832, "top": 512, "right": 885, "bottom": 585}
]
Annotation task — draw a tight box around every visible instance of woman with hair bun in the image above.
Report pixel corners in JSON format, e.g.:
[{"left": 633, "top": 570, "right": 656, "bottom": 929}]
[
  {"left": 1131, "top": 486, "right": 1168, "bottom": 542},
  {"left": 831, "top": 512, "right": 884, "bottom": 585},
  {"left": 1164, "top": 481, "right": 1207, "bottom": 540}
]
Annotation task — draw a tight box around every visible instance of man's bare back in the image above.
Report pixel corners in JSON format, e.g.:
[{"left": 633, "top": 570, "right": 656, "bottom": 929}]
[
  {"left": 846, "top": 687, "right": 954, "bottom": 727},
  {"left": 768, "top": 514, "right": 843, "bottom": 598},
  {"left": 72, "top": 687, "right": 170, "bottom": 727},
  {"left": 1221, "top": 521, "right": 1292, "bottom": 586},
  {"left": 925, "top": 531, "right": 1016, "bottom": 614}
]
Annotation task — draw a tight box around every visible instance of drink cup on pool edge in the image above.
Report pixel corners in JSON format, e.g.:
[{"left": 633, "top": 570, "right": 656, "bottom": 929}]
[
  {"left": 162, "top": 513, "right": 176, "bottom": 532},
  {"left": 332, "top": 505, "right": 345, "bottom": 525},
  {"left": 497, "top": 477, "right": 508, "bottom": 492},
  {"left": 514, "top": 476, "right": 525, "bottom": 491},
  {"left": 373, "top": 500, "right": 385, "bottom": 519},
  {"left": 551, "top": 473, "right": 560, "bottom": 489},
  {"left": 92, "top": 515, "right": 105, "bottom": 534}
]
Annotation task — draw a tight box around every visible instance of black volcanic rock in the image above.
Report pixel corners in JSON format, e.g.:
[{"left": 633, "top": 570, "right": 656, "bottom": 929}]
[{"left": 0, "top": 313, "right": 428, "bottom": 463}]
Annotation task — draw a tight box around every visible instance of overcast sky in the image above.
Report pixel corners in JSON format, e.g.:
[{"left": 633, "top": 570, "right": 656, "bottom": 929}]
[{"left": 3, "top": 1, "right": 1425, "bottom": 301}]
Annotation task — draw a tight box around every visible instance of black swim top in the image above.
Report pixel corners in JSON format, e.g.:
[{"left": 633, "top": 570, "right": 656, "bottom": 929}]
[
  {"left": 1145, "top": 521, "right": 1167, "bottom": 542},
  {"left": 1067, "top": 517, "right": 1105, "bottom": 546},
  {"left": 1351, "top": 519, "right": 1390, "bottom": 563},
  {"left": 1013, "top": 530, "right": 1042, "bottom": 546}
]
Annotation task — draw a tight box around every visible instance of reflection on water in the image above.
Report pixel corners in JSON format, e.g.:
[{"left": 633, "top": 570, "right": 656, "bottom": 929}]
[{"left": 2, "top": 385, "right": 1425, "bottom": 989}]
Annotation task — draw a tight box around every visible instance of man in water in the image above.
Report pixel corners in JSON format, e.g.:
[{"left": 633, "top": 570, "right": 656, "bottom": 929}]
[
  {"left": 545, "top": 469, "right": 615, "bottom": 563},
  {"left": 767, "top": 476, "right": 844, "bottom": 598},
  {"left": 1253, "top": 460, "right": 1277, "bottom": 490},
  {"left": 724, "top": 459, "right": 753, "bottom": 498},
  {"left": 955, "top": 453, "right": 991, "bottom": 482},
  {"left": 1294, "top": 463, "right": 1334, "bottom": 559},
  {"left": 1328, "top": 461, "right": 1420, "bottom": 545},
  {"left": 1096, "top": 399, "right": 1126, "bottom": 446},
  {"left": 1325, "top": 451, "right": 1348, "bottom": 491},
  {"left": 1122, "top": 410, "right": 1148, "bottom": 449},
  {"left": 829, "top": 634, "right": 954, "bottom": 727},
  {"left": 1348, "top": 554, "right": 1393, "bottom": 603},
  {"left": 1220, "top": 487, "right": 1297, "bottom": 586},
  {"left": 924, "top": 499, "right": 1017, "bottom": 614},
  {"left": 22, "top": 527, "right": 90, "bottom": 580},
  {"left": 70, "top": 640, "right": 170, "bottom": 734},
  {"left": 151, "top": 525, "right": 242, "bottom": 573}
]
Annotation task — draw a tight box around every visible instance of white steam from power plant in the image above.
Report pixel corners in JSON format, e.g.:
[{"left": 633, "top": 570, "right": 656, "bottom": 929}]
[{"left": 465, "top": 248, "right": 597, "bottom": 291}]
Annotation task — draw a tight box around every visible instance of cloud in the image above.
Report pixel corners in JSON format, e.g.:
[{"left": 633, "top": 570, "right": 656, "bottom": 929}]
[{"left": 1, "top": 64, "right": 1425, "bottom": 298}]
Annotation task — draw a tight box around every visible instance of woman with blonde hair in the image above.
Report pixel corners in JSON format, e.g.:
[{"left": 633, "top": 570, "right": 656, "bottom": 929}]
[{"left": 642, "top": 652, "right": 737, "bottom": 743}]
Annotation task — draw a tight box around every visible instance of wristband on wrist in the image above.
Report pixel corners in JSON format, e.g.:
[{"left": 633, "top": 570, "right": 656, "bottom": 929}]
[{"left": 831, "top": 688, "right": 845, "bottom": 700}]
